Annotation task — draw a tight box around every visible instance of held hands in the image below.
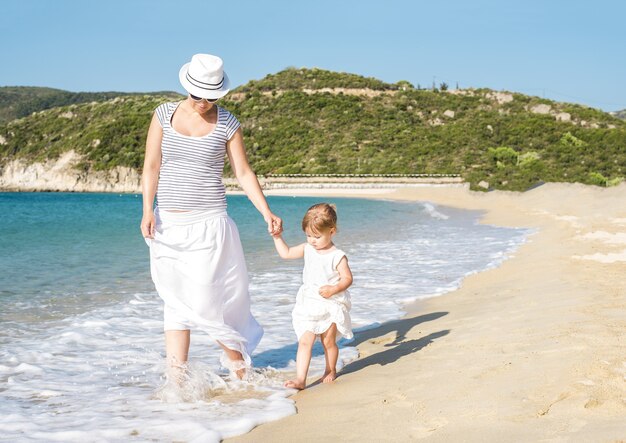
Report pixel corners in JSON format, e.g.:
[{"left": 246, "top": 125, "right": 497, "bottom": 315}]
[
  {"left": 319, "top": 285, "right": 336, "bottom": 298},
  {"left": 265, "top": 212, "right": 283, "bottom": 237},
  {"left": 140, "top": 211, "right": 156, "bottom": 239}
]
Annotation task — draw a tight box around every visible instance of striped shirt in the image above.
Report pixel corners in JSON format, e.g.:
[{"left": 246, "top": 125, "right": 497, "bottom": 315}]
[{"left": 154, "top": 101, "right": 240, "bottom": 210}]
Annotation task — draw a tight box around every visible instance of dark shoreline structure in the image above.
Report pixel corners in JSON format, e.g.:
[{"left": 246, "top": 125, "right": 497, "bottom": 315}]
[
  {"left": 0, "top": 174, "right": 465, "bottom": 193},
  {"left": 265, "top": 173, "right": 461, "bottom": 178},
  {"left": 256, "top": 174, "right": 464, "bottom": 190}
]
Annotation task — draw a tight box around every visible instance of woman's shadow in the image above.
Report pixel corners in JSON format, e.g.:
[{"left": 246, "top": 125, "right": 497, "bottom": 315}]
[{"left": 252, "top": 311, "right": 449, "bottom": 377}]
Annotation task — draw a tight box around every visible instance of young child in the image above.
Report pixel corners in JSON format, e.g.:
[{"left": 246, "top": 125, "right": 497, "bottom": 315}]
[{"left": 272, "top": 203, "right": 353, "bottom": 389}]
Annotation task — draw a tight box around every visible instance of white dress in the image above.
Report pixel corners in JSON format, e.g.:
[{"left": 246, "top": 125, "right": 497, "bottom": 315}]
[
  {"left": 292, "top": 244, "right": 352, "bottom": 340},
  {"left": 147, "top": 207, "right": 263, "bottom": 367}
]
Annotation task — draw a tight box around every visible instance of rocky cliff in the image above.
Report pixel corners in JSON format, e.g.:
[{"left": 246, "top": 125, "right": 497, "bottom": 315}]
[{"left": 0, "top": 150, "right": 141, "bottom": 192}]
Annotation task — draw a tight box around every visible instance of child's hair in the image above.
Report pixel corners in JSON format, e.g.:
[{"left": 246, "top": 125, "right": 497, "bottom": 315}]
[{"left": 302, "top": 203, "right": 337, "bottom": 234}]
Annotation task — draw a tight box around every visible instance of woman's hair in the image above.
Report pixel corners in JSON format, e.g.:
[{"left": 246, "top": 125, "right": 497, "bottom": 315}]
[{"left": 302, "top": 203, "right": 337, "bottom": 234}]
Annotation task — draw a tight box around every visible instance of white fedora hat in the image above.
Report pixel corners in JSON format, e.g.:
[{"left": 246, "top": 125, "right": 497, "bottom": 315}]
[{"left": 179, "top": 54, "right": 231, "bottom": 100}]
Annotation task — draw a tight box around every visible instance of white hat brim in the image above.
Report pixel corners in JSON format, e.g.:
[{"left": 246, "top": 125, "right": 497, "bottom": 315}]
[{"left": 179, "top": 62, "right": 231, "bottom": 99}]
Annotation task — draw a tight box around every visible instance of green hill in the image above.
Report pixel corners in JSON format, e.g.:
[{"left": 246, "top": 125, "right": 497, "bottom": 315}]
[
  {"left": 1, "top": 68, "right": 624, "bottom": 191},
  {"left": 0, "top": 86, "right": 180, "bottom": 124}
]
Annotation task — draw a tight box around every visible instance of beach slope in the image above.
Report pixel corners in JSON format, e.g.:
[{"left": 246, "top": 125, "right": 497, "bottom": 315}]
[{"left": 229, "top": 183, "right": 626, "bottom": 442}]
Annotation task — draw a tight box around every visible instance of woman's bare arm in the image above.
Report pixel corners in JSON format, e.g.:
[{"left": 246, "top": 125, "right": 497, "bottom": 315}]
[
  {"left": 140, "top": 113, "right": 162, "bottom": 238},
  {"left": 226, "top": 128, "right": 282, "bottom": 235}
]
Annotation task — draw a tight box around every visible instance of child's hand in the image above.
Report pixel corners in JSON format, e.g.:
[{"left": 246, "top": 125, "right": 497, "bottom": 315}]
[
  {"left": 270, "top": 219, "right": 283, "bottom": 240},
  {"left": 266, "top": 214, "right": 283, "bottom": 236},
  {"left": 319, "top": 285, "right": 335, "bottom": 298}
]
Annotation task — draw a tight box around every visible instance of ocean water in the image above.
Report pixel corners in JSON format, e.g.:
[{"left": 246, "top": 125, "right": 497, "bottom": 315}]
[{"left": 0, "top": 192, "right": 529, "bottom": 442}]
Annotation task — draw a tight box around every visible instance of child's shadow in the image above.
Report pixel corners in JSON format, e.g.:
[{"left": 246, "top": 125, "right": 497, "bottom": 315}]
[
  {"left": 348, "top": 311, "right": 448, "bottom": 349},
  {"left": 321, "top": 312, "right": 449, "bottom": 384},
  {"left": 252, "top": 311, "right": 449, "bottom": 374}
]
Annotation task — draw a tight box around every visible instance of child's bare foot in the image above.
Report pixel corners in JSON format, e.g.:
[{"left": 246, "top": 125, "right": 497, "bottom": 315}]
[
  {"left": 322, "top": 370, "right": 336, "bottom": 383},
  {"left": 284, "top": 379, "right": 306, "bottom": 390},
  {"left": 316, "top": 369, "right": 337, "bottom": 384}
]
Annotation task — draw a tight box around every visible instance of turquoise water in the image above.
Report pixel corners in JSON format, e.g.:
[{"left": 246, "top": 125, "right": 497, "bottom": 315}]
[
  {"left": 0, "top": 193, "right": 436, "bottom": 318},
  {"left": 0, "top": 192, "right": 528, "bottom": 441}
]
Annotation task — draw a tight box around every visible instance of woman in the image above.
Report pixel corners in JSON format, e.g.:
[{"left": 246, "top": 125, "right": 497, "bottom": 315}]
[{"left": 140, "top": 54, "right": 282, "bottom": 378}]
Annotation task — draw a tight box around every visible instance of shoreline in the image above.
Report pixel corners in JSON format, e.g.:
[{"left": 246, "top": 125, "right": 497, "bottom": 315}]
[
  {"left": 0, "top": 172, "right": 463, "bottom": 193},
  {"left": 228, "top": 182, "right": 626, "bottom": 441}
]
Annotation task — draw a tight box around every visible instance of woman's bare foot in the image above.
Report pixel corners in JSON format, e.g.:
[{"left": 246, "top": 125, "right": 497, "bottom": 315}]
[
  {"left": 218, "top": 342, "right": 248, "bottom": 379},
  {"left": 220, "top": 354, "right": 248, "bottom": 380},
  {"left": 226, "top": 360, "right": 247, "bottom": 380},
  {"left": 166, "top": 358, "right": 189, "bottom": 386},
  {"left": 284, "top": 379, "right": 306, "bottom": 390},
  {"left": 322, "top": 370, "right": 336, "bottom": 383},
  {"left": 234, "top": 367, "right": 246, "bottom": 380}
]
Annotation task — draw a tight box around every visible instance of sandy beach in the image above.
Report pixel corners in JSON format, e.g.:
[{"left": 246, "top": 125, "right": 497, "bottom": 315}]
[{"left": 228, "top": 182, "right": 626, "bottom": 442}]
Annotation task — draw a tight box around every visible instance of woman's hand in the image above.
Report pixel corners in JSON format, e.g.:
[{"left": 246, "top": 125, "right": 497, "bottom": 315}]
[
  {"left": 265, "top": 212, "right": 283, "bottom": 237},
  {"left": 141, "top": 211, "right": 156, "bottom": 239}
]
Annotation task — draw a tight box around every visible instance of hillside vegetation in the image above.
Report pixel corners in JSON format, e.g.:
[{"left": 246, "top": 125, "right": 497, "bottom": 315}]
[
  {"left": 1, "top": 68, "right": 624, "bottom": 191},
  {"left": 0, "top": 86, "right": 179, "bottom": 124}
]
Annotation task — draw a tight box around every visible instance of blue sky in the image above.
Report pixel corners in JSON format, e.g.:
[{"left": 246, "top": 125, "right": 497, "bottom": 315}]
[{"left": 1, "top": 0, "right": 625, "bottom": 111}]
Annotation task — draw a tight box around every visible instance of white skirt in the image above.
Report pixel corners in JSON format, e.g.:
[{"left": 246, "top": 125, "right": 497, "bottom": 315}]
[
  {"left": 292, "top": 285, "right": 352, "bottom": 340},
  {"left": 146, "top": 207, "right": 263, "bottom": 365}
]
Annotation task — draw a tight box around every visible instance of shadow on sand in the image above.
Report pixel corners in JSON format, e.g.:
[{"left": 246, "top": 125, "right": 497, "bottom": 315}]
[
  {"left": 339, "top": 329, "right": 450, "bottom": 376},
  {"left": 252, "top": 311, "right": 449, "bottom": 377}
]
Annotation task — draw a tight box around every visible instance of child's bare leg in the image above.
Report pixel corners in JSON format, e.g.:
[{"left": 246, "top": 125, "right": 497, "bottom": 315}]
[
  {"left": 217, "top": 341, "right": 247, "bottom": 379},
  {"left": 320, "top": 323, "right": 338, "bottom": 383},
  {"left": 165, "top": 330, "right": 190, "bottom": 383},
  {"left": 285, "top": 331, "right": 316, "bottom": 389}
]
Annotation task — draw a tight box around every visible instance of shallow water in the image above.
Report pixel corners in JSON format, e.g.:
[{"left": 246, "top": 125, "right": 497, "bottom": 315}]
[{"left": 0, "top": 192, "right": 528, "bottom": 441}]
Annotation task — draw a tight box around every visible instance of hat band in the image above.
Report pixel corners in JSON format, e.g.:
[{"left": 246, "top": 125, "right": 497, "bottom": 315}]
[{"left": 186, "top": 72, "right": 225, "bottom": 90}]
